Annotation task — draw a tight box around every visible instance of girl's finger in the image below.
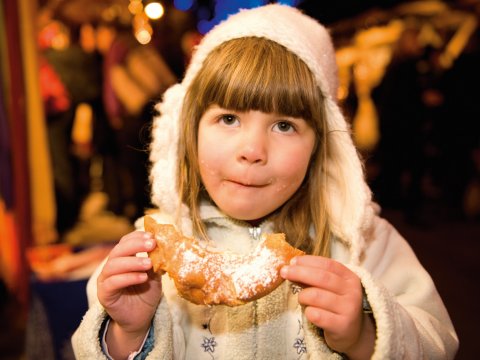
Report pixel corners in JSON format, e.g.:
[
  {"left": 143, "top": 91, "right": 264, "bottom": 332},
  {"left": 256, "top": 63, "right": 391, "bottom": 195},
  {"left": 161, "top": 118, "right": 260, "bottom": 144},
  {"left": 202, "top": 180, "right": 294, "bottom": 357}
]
[
  {"left": 303, "top": 305, "right": 339, "bottom": 331},
  {"left": 100, "top": 256, "right": 152, "bottom": 280},
  {"left": 100, "top": 272, "right": 149, "bottom": 295},
  {"left": 297, "top": 287, "right": 343, "bottom": 315},
  {"left": 291, "top": 255, "right": 351, "bottom": 278},
  {"left": 109, "top": 231, "right": 156, "bottom": 258},
  {"left": 118, "top": 230, "right": 149, "bottom": 243},
  {"left": 281, "top": 264, "right": 345, "bottom": 293}
]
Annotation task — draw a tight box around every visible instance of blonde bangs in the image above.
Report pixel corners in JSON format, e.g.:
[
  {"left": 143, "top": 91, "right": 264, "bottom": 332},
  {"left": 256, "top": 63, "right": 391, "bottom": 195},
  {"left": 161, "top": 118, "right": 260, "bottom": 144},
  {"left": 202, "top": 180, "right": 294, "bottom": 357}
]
[{"left": 193, "top": 37, "right": 321, "bottom": 122}]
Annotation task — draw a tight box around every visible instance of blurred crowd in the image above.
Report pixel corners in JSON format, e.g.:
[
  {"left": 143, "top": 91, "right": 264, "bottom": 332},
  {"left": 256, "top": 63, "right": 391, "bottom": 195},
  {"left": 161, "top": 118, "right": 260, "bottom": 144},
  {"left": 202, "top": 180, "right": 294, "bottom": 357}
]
[
  {"left": 37, "top": 6, "right": 200, "bottom": 244},
  {"left": 333, "top": 3, "right": 480, "bottom": 226},
  {"left": 371, "top": 24, "right": 480, "bottom": 224}
]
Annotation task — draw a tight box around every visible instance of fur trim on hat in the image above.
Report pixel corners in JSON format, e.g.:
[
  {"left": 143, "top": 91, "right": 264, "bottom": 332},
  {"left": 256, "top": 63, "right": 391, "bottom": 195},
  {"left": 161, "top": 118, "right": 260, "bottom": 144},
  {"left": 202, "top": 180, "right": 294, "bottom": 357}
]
[{"left": 149, "top": 4, "right": 373, "bottom": 263}]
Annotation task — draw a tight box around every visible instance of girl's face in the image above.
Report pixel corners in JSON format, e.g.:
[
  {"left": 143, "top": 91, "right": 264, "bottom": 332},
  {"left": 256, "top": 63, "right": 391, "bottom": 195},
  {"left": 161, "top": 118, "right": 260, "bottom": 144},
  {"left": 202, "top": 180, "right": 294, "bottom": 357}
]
[{"left": 198, "top": 105, "right": 316, "bottom": 221}]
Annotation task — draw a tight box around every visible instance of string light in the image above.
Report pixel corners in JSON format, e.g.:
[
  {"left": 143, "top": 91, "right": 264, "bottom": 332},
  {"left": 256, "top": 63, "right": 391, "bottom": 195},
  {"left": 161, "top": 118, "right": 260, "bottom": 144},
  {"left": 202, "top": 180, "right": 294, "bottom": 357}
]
[
  {"left": 144, "top": 2, "right": 165, "bottom": 20},
  {"left": 135, "top": 27, "right": 152, "bottom": 44}
]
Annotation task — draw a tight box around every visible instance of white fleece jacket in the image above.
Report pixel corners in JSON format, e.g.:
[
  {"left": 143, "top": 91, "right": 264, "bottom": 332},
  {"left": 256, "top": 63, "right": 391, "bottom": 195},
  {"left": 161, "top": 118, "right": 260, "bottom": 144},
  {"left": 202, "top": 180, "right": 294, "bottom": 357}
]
[
  {"left": 72, "top": 203, "right": 458, "bottom": 359},
  {"left": 72, "top": 4, "right": 458, "bottom": 359}
]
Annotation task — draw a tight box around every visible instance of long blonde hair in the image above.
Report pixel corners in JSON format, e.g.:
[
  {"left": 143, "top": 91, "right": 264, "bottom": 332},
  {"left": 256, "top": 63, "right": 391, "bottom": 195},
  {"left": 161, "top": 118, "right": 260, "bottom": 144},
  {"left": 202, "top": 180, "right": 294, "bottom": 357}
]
[{"left": 177, "top": 37, "right": 331, "bottom": 256}]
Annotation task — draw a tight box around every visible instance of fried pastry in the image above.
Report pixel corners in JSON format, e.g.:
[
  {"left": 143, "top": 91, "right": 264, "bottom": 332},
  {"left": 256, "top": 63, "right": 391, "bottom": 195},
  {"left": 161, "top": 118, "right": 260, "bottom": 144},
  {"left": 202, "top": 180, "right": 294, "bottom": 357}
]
[{"left": 144, "top": 215, "right": 303, "bottom": 306}]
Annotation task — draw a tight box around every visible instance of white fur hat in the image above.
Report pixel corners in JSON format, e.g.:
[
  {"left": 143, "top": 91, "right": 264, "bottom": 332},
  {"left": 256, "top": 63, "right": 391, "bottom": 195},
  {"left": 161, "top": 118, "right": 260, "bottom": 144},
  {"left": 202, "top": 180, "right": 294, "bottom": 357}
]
[{"left": 149, "top": 4, "right": 372, "bottom": 262}]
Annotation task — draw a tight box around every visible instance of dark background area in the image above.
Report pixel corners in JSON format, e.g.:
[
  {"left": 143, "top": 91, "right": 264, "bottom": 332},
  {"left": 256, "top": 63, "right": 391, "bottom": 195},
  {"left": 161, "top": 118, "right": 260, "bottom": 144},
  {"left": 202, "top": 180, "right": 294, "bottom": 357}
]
[{"left": 299, "top": 0, "right": 406, "bottom": 23}]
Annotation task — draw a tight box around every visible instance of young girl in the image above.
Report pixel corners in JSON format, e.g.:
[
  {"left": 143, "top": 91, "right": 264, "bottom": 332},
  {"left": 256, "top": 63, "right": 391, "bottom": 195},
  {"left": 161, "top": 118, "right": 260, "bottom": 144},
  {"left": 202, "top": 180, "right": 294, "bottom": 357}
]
[{"left": 72, "top": 4, "right": 458, "bottom": 359}]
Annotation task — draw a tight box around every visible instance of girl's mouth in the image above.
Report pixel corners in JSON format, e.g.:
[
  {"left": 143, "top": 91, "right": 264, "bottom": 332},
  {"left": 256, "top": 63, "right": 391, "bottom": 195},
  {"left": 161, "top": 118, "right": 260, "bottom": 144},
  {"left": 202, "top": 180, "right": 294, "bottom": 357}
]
[{"left": 226, "top": 179, "right": 268, "bottom": 188}]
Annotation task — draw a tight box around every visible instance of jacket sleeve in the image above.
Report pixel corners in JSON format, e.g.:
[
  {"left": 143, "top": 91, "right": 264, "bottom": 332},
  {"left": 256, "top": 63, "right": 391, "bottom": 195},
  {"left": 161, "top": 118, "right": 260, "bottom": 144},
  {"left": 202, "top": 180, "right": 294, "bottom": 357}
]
[
  {"left": 71, "top": 260, "right": 185, "bottom": 359},
  {"left": 351, "top": 216, "right": 458, "bottom": 359}
]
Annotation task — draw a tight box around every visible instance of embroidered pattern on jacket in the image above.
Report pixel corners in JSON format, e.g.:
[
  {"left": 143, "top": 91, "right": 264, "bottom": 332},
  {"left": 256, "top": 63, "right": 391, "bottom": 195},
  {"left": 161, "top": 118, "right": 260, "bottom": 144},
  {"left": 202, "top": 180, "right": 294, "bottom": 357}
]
[
  {"left": 201, "top": 336, "right": 217, "bottom": 358},
  {"left": 293, "top": 310, "right": 307, "bottom": 358},
  {"left": 293, "top": 337, "right": 307, "bottom": 357},
  {"left": 291, "top": 283, "right": 302, "bottom": 294},
  {"left": 200, "top": 317, "right": 217, "bottom": 359}
]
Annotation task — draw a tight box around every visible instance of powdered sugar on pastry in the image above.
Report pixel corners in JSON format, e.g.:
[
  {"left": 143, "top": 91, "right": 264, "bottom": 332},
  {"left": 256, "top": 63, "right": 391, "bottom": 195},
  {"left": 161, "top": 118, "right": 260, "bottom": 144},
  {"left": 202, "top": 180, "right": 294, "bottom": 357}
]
[
  {"left": 224, "top": 246, "right": 282, "bottom": 301},
  {"left": 144, "top": 215, "right": 304, "bottom": 306}
]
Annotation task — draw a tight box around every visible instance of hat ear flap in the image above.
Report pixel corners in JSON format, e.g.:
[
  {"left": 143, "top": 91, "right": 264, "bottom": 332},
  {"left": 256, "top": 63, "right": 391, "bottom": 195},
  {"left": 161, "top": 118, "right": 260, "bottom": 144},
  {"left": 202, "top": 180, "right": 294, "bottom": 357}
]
[{"left": 150, "top": 84, "right": 185, "bottom": 214}]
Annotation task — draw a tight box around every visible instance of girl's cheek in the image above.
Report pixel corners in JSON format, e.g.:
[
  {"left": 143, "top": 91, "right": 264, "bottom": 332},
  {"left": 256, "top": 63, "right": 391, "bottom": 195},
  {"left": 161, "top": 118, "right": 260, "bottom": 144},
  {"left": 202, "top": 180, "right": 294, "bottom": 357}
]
[
  {"left": 199, "top": 159, "right": 218, "bottom": 177},
  {"left": 273, "top": 182, "right": 291, "bottom": 193}
]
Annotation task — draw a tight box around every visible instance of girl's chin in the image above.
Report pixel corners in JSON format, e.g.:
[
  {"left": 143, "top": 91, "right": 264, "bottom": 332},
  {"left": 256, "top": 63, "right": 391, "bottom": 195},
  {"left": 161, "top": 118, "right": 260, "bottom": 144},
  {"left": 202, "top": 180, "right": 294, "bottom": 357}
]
[{"left": 221, "top": 206, "right": 271, "bottom": 223}]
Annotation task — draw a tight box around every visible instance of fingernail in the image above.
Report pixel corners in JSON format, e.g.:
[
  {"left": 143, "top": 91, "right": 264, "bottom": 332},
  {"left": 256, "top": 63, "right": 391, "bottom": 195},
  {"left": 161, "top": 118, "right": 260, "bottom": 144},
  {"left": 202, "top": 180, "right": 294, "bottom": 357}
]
[
  {"left": 142, "top": 258, "right": 151, "bottom": 266},
  {"left": 143, "top": 232, "right": 153, "bottom": 239},
  {"left": 290, "top": 257, "right": 297, "bottom": 265},
  {"left": 145, "top": 240, "right": 154, "bottom": 249},
  {"left": 280, "top": 266, "right": 288, "bottom": 278}
]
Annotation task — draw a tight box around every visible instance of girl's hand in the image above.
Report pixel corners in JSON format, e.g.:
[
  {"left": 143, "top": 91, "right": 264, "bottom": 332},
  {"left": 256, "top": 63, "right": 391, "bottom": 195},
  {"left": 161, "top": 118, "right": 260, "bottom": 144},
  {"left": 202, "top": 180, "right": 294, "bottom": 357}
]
[
  {"left": 97, "top": 231, "right": 162, "bottom": 340},
  {"left": 280, "top": 255, "right": 375, "bottom": 359}
]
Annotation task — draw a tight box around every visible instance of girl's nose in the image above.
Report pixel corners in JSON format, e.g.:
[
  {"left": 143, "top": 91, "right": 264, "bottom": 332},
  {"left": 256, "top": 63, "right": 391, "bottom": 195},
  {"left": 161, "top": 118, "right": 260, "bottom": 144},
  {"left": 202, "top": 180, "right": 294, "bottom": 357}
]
[{"left": 237, "top": 131, "right": 268, "bottom": 165}]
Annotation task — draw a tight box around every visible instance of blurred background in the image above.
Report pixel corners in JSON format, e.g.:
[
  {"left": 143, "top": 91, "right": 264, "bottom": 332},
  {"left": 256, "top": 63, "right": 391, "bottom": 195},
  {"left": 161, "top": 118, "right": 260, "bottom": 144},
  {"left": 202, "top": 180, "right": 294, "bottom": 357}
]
[{"left": 1, "top": 0, "right": 479, "bottom": 359}]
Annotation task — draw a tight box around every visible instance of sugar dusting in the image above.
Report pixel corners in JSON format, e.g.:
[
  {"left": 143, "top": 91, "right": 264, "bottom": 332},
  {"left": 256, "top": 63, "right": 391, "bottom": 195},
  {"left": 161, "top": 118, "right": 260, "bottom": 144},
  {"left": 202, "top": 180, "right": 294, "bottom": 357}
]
[
  {"left": 178, "top": 247, "right": 204, "bottom": 279},
  {"left": 175, "top": 237, "right": 283, "bottom": 301},
  {"left": 149, "top": 221, "right": 290, "bottom": 305},
  {"left": 226, "top": 246, "right": 282, "bottom": 300}
]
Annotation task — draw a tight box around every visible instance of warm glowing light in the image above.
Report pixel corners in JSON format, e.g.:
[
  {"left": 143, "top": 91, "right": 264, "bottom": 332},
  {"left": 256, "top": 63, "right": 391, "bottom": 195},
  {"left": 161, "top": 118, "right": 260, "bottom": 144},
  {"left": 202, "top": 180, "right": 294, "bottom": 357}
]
[
  {"left": 128, "top": 0, "right": 144, "bottom": 15},
  {"left": 51, "top": 33, "right": 70, "bottom": 49},
  {"left": 80, "top": 23, "right": 96, "bottom": 52},
  {"left": 135, "top": 28, "right": 152, "bottom": 44},
  {"left": 145, "top": 2, "right": 164, "bottom": 20}
]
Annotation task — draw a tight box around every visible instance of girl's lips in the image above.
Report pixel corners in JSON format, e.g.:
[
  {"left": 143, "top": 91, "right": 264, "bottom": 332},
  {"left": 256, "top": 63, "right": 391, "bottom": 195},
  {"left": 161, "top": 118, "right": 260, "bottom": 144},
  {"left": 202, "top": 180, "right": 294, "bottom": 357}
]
[{"left": 226, "top": 179, "right": 268, "bottom": 188}]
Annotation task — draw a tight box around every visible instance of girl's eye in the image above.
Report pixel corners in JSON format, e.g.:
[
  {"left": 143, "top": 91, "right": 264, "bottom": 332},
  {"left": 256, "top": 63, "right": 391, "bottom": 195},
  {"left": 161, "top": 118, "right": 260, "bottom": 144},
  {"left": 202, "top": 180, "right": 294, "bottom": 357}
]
[
  {"left": 273, "top": 121, "right": 295, "bottom": 133},
  {"left": 219, "top": 114, "right": 239, "bottom": 126}
]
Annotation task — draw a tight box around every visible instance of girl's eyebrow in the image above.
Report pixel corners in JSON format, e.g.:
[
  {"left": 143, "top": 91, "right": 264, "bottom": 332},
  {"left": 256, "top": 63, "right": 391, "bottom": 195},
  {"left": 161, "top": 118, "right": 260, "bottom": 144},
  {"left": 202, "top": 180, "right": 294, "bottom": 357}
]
[{"left": 275, "top": 114, "right": 306, "bottom": 122}]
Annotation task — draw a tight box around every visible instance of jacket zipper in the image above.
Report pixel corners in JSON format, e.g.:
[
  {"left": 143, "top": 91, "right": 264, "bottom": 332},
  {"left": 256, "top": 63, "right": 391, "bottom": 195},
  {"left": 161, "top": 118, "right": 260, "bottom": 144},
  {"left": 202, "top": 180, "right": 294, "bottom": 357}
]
[
  {"left": 248, "top": 226, "right": 262, "bottom": 242},
  {"left": 248, "top": 225, "right": 262, "bottom": 358}
]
